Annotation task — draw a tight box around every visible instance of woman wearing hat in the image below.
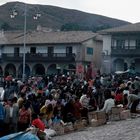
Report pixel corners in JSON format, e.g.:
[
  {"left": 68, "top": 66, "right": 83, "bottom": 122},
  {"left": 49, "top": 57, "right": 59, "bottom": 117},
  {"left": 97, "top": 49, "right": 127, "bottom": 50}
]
[{"left": 40, "top": 99, "right": 54, "bottom": 127}]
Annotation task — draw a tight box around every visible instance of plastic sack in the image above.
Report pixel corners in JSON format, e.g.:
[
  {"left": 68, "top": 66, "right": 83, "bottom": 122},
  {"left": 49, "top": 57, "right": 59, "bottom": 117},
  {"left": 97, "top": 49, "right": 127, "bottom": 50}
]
[
  {"left": 0, "top": 132, "right": 39, "bottom": 140},
  {"left": 0, "top": 88, "right": 4, "bottom": 101},
  {"left": 44, "top": 128, "right": 57, "bottom": 137}
]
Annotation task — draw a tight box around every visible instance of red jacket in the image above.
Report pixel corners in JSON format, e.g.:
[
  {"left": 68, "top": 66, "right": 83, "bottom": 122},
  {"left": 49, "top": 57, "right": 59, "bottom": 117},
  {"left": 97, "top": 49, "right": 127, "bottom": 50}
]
[{"left": 32, "top": 118, "right": 45, "bottom": 131}]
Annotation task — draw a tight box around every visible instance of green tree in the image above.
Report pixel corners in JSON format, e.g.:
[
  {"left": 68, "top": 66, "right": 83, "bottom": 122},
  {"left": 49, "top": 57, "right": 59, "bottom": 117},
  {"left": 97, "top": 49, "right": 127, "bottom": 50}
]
[
  {"left": 1, "top": 22, "right": 12, "bottom": 31},
  {"left": 61, "top": 23, "right": 81, "bottom": 31}
]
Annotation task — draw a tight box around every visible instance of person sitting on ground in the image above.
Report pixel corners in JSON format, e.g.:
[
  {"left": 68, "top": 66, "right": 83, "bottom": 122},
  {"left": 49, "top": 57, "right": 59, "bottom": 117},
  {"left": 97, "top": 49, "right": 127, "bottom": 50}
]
[
  {"left": 40, "top": 99, "right": 54, "bottom": 127},
  {"left": 31, "top": 113, "right": 45, "bottom": 131},
  {"left": 115, "top": 88, "right": 124, "bottom": 105},
  {"left": 31, "top": 113, "right": 46, "bottom": 140},
  {"left": 73, "top": 97, "right": 82, "bottom": 120},
  {"left": 80, "top": 90, "right": 90, "bottom": 123},
  {"left": 63, "top": 98, "right": 76, "bottom": 124},
  {"left": 101, "top": 89, "right": 115, "bottom": 120}
]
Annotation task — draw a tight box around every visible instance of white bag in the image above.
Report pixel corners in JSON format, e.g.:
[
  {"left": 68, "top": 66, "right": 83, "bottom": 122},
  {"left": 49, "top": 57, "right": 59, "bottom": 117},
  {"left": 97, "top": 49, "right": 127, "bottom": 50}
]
[{"left": 44, "top": 128, "right": 57, "bottom": 137}]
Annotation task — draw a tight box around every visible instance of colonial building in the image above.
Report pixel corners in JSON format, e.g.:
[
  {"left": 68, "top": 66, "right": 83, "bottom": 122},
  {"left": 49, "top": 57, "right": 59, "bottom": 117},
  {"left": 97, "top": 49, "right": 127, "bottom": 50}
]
[
  {"left": 0, "top": 30, "right": 102, "bottom": 79},
  {"left": 100, "top": 23, "right": 140, "bottom": 74}
]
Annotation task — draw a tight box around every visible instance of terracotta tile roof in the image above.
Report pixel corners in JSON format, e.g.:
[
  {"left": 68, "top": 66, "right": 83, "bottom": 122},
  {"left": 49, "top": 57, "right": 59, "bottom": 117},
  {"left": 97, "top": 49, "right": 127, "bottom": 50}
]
[
  {"left": 0, "top": 31, "right": 24, "bottom": 44},
  {"left": 98, "top": 22, "right": 140, "bottom": 34},
  {"left": 1, "top": 31, "right": 100, "bottom": 45}
]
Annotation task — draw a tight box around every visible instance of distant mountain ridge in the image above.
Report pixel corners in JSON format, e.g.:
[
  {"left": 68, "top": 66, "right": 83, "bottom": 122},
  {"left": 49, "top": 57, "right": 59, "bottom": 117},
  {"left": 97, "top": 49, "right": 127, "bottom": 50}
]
[{"left": 0, "top": 2, "right": 130, "bottom": 31}]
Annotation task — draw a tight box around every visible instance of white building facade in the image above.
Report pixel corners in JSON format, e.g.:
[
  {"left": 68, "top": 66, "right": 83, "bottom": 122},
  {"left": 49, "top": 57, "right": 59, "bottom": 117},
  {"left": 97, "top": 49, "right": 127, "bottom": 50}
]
[
  {"left": 100, "top": 23, "right": 140, "bottom": 74},
  {"left": 0, "top": 30, "right": 102, "bottom": 79}
]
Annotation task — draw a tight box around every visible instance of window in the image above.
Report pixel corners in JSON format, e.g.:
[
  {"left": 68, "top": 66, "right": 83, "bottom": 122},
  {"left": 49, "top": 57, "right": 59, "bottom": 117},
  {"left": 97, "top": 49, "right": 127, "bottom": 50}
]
[
  {"left": 136, "top": 40, "right": 140, "bottom": 48},
  {"left": 111, "top": 39, "right": 116, "bottom": 49},
  {"left": 116, "top": 40, "right": 125, "bottom": 49},
  {"left": 30, "top": 47, "right": 36, "bottom": 54},
  {"left": 87, "top": 47, "right": 93, "bottom": 55},
  {"left": 129, "top": 46, "right": 136, "bottom": 49},
  {"left": 14, "top": 47, "right": 19, "bottom": 56},
  {"left": 124, "top": 40, "right": 129, "bottom": 49},
  {"left": 129, "top": 40, "right": 136, "bottom": 49},
  {"left": 48, "top": 47, "right": 54, "bottom": 56},
  {"left": 14, "top": 47, "right": 19, "bottom": 54},
  {"left": 66, "top": 46, "right": 72, "bottom": 54}
]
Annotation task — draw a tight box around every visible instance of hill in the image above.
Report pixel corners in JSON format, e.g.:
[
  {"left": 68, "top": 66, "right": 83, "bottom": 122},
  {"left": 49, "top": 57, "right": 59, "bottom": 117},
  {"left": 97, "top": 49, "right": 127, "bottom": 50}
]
[{"left": 0, "top": 2, "right": 130, "bottom": 31}]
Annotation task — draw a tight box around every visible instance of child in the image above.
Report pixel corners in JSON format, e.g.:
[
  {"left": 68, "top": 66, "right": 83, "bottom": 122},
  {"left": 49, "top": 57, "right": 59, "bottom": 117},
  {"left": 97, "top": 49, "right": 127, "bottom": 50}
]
[
  {"left": 31, "top": 113, "right": 45, "bottom": 131},
  {"left": 31, "top": 113, "right": 53, "bottom": 140}
]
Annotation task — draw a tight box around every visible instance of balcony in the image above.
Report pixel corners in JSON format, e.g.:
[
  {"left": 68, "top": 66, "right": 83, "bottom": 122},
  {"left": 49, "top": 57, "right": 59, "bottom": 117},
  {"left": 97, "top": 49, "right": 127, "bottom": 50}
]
[
  {"left": 111, "top": 47, "right": 140, "bottom": 57},
  {"left": 2, "top": 53, "right": 75, "bottom": 62}
]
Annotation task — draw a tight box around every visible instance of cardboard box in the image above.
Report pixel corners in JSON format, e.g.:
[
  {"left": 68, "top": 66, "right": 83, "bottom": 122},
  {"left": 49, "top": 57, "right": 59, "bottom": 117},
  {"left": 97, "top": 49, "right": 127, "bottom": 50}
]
[
  {"left": 90, "top": 111, "right": 106, "bottom": 120},
  {"left": 120, "top": 110, "right": 131, "bottom": 120},
  {"left": 110, "top": 107, "right": 123, "bottom": 121},
  {"left": 88, "top": 111, "right": 96, "bottom": 123},
  {"left": 91, "top": 119, "right": 98, "bottom": 127},
  {"left": 136, "top": 109, "right": 140, "bottom": 114},
  {"left": 111, "top": 107, "right": 123, "bottom": 114},
  {"left": 73, "top": 120, "right": 85, "bottom": 130},
  {"left": 64, "top": 123, "right": 74, "bottom": 133},
  {"left": 52, "top": 124, "right": 64, "bottom": 135},
  {"left": 91, "top": 118, "right": 106, "bottom": 127},
  {"left": 82, "top": 119, "right": 88, "bottom": 127}
]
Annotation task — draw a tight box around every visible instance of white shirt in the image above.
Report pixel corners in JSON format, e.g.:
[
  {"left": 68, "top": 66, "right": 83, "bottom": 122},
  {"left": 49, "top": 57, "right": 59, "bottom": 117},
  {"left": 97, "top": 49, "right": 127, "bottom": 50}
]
[
  {"left": 123, "top": 90, "right": 129, "bottom": 96},
  {"left": 80, "top": 95, "right": 90, "bottom": 108},
  {"left": 10, "top": 106, "right": 13, "bottom": 118},
  {"left": 101, "top": 98, "right": 115, "bottom": 113}
]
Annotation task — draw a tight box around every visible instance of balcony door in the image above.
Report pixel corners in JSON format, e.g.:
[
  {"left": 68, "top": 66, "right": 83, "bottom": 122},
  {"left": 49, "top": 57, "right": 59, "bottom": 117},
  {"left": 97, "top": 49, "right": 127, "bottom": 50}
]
[
  {"left": 30, "top": 47, "right": 36, "bottom": 54},
  {"left": 66, "top": 46, "right": 72, "bottom": 56},
  {"left": 48, "top": 47, "right": 54, "bottom": 57},
  {"left": 14, "top": 47, "right": 19, "bottom": 56}
]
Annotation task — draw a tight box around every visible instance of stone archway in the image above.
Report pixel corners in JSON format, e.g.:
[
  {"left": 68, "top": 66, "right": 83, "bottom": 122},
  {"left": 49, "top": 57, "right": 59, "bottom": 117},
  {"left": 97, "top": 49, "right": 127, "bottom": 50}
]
[
  {"left": 68, "top": 64, "right": 76, "bottom": 70},
  {"left": 0, "top": 66, "right": 3, "bottom": 76},
  {"left": 66, "top": 64, "right": 76, "bottom": 75},
  {"left": 32, "top": 64, "right": 45, "bottom": 76},
  {"left": 18, "top": 64, "right": 31, "bottom": 78},
  {"left": 135, "top": 59, "right": 140, "bottom": 73},
  {"left": 47, "top": 64, "right": 57, "bottom": 75},
  {"left": 113, "top": 59, "right": 124, "bottom": 71},
  {"left": 4, "top": 63, "right": 16, "bottom": 77}
]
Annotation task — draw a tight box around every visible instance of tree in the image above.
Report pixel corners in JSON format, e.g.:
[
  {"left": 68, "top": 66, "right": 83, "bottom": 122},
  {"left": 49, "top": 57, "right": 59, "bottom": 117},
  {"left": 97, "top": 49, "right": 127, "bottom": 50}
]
[{"left": 0, "top": 22, "right": 12, "bottom": 31}]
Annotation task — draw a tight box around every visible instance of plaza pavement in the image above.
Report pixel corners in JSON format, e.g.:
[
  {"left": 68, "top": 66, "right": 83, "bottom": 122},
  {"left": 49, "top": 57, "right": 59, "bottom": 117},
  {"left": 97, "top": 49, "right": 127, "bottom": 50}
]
[{"left": 53, "top": 117, "right": 140, "bottom": 140}]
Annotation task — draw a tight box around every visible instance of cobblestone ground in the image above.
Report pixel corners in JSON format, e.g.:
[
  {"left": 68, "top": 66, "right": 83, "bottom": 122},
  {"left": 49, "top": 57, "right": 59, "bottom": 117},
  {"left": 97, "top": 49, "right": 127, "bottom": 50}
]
[{"left": 53, "top": 117, "right": 140, "bottom": 140}]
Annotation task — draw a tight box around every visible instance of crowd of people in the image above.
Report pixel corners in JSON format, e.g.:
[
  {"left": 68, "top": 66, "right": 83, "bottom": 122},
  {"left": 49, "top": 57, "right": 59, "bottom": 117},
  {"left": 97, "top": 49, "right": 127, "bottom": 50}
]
[{"left": 0, "top": 73, "right": 139, "bottom": 139}]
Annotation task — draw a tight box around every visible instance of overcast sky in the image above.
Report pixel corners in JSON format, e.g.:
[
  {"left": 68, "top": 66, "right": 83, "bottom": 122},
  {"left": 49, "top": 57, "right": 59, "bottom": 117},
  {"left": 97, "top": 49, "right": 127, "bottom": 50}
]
[{"left": 0, "top": 0, "right": 139, "bottom": 23}]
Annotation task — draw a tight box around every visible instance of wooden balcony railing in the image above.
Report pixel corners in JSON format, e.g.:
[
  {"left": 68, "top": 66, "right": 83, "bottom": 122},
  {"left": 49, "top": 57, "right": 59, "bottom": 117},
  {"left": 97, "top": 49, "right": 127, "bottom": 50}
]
[
  {"left": 111, "top": 47, "right": 140, "bottom": 57},
  {"left": 2, "top": 53, "right": 75, "bottom": 62}
]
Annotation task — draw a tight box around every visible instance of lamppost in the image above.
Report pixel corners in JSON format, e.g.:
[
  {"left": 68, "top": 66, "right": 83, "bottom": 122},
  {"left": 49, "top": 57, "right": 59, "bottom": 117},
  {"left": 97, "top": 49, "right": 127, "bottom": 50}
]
[
  {"left": 10, "top": 3, "right": 41, "bottom": 81},
  {"left": 10, "top": 4, "right": 26, "bottom": 81},
  {"left": 22, "top": 3, "right": 27, "bottom": 82}
]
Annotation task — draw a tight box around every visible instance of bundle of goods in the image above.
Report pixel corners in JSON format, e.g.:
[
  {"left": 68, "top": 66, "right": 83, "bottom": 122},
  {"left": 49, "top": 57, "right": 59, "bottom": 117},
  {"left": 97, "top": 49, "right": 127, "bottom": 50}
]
[
  {"left": 89, "top": 111, "right": 107, "bottom": 127},
  {"left": 110, "top": 107, "right": 123, "bottom": 121}
]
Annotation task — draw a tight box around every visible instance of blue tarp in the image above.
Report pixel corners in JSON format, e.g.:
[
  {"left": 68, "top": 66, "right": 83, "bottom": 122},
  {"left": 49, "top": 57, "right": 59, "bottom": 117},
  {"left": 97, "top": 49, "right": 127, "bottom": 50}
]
[{"left": 0, "top": 132, "right": 39, "bottom": 140}]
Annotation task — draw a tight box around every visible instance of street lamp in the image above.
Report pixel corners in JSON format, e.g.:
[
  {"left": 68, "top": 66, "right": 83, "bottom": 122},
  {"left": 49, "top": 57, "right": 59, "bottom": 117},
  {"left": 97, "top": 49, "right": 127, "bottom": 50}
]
[
  {"left": 22, "top": 3, "right": 27, "bottom": 82},
  {"left": 10, "top": 4, "right": 26, "bottom": 81},
  {"left": 10, "top": 3, "right": 41, "bottom": 81}
]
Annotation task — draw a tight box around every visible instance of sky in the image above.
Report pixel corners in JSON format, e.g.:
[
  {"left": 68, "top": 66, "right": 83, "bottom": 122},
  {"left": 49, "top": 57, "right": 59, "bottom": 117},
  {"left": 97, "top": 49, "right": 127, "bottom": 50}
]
[{"left": 0, "top": 0, "right": 139, "bottom": 23}]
